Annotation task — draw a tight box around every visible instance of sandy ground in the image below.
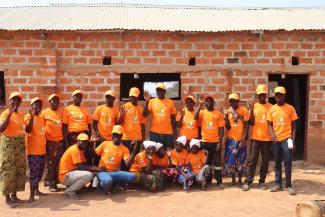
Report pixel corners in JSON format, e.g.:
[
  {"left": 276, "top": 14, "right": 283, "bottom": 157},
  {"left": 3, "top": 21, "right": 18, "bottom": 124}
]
[{"left": 1, "top": 162, "right": 324, "bottom": 217}]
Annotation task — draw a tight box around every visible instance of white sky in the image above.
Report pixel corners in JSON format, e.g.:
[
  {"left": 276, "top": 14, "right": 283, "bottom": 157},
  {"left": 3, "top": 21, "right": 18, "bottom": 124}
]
[{"left": 0, "top": 0, "right": 324, "bottom": 7}]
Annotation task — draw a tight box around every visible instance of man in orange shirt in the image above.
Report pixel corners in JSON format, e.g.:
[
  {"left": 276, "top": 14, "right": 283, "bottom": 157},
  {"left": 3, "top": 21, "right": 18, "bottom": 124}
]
[
  {"left": 242, "top": 85, "right": 272, "bottom": 191},
  {"left": 143, "top": 83, "right": 177, "bottom": 148},
  {"left": 25, "top": 97, "right": 46, "bottom": 203},
  {"left": 176, "top": 95, "right": 199, "bottom": 147},
  {"left": 59, "top": 133, "right": 100, "bottom": 200},
  {"left": 93, "top": 90, "right": 119, "bottom": 165},
  {"left": 116, "top": 87, "right": 145, "bottom": 153},
  {"left": 224, "top": 93, "right": 249, "bottom": 185},
  {"left": 63, "top": 90, "right": 92, "bottom": 147},
  {"left": 194, "top": 95, "right": 225, "bottom": 188},
  {"left": 95, "top": 125, "right": 137, "bottom": 193},
  {"left": 41, "top": 94, "right": 64, "bottom": 192},
  {"left": 267, "top": 86, "right": 298, "bottom": 196}
]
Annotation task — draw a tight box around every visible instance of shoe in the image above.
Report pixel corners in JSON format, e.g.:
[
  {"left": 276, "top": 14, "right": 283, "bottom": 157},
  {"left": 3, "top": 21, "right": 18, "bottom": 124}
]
[
  {"left": 270, "top": 185, "right": 282, "bottom": 192},
  {"left": 287, "top": 187, "right": 297, "bottom": 196},
  {"left": 242, "top": 184, "right": 250, "bottom": 191},
  {"left": 258, "top": 183, "right": 267, "bottom": 190},
  {"left": 217, "top": 183, "right": 224, "bottom": 189}
]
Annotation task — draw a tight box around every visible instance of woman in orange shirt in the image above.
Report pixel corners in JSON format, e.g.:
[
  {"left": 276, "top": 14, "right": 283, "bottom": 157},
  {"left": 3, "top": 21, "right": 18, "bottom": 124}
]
[
  {"left": 25, "top": 97, "right": 47, "bottom": 203},
  {"left": 63, "top": 90, "right": 92, "bottom": 147},
  {"left": 41, "top": 94, "right": 64, "bottom": 192},
  {"left": 224, "top": 93, "right": 249, "bottom": 186},
  {"left": 152, "top": 142, "right": 171, "bottom": 190},
  {"left": 0, "top": 92, "right": 26, "bottom": 207}
]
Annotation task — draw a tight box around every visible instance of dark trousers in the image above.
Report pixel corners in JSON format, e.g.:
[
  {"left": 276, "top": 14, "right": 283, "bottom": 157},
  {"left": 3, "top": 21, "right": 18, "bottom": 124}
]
[
  {"left": 149, "top": 131, "right": 174, "bottom": 149},
  {"left": 201, "top": 142, "right": 222, "bottom": 184},
  {"left": 273, "top": 139, "right": 293, "bottom": 188},
  {"left": 246, "top": 140, "right": 271, "bottom": 184},
  {"left": 44, "top": 140, "right": 64, "bottom": 187}
]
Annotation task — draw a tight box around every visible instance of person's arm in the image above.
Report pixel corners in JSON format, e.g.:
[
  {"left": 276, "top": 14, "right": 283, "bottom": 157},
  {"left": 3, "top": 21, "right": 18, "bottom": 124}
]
[
  {"left": 194, "top": 100, "right": 204, "bottom": 120},
  {"left": 62, "top": 123, "right": 69, "bottom": 146},
  {"left": 116, "top": 106, "right": 126, "bottom": 125},
  {"left": 291, "top": 120, "right": 297, "bottom": 149},
  {"left": 248, "top": 104, "right": 255, "bottom": 126},
  {"left": 224, "top": 112, "right": 231, "bottom": 130},
  {"left": 25, "top": 110, "right": 35, "bottom": 133},
  {"left": 176, "top": 110, "right": 185, "bottom": 128},
  {"left": 0, "top": 108, "right": 15, "bottom": 133},
  {"left": 141, "top": 124, "right": 145, "bottom": 141},
  {"left": 217, "top": 127, "right": 224, "bottom": 151},
  {"left": 88, "top": 124, "right": 92, "bottom": 136},
  {"left": 267, "top": 121, "right": 276, "bottom": 143},
  {"left": 143, "top": 158, "right": 153, "bottom": 174},
  {"left": 171, "top": 114, "right": 177, "bottom": 139},
  {"left": 241, "top": 121, "right": 249, "bottom": 146},
  {"left": 142, "top": 92, "right": 150, "bottom": 117},
  {"left": 124, "top": 143, "right": 139, "bottom": 168},
  {"left": 93, "top": 120, "right": 105, "bottom": 141},
  {"left": 76, "top": 163, "right": 100, "bottom": 172}
]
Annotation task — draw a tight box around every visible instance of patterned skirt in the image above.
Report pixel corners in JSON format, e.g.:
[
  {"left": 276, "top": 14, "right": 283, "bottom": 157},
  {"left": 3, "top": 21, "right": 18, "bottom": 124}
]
[
  {"left": 0, "top": 135, "right": 26, "bottom": 195},
  {"left": 224, "top": 138, "right": 247, "bottom": 177},
  {"left": 28, "top": 155, "right": 46, "bottom": 187},
  {"left": 133, "top": 171, "right": 164, "bottom": 192}
]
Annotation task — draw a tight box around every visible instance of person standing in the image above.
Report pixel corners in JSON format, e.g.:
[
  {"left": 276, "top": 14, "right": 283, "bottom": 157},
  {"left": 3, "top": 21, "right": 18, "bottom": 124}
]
[
  {"left": 242, "top": 85, "right": 272, "bottom": 191},
  {"left": 117, "top": 87, "right": 145, "bottom": 153},
  {"left": 25, "top": 97, "right": 46, "bottom": 202},
  {"left": 267, "top": 86, "right": 298, "bottom": 196},
  {"left": 143, "top": 83, "right": 177, "bottom": 148},
  {"left": 0, "top": 92, "right": 26, "bottom": 207},
  {"left": 224, "top": 93, "right": 249, "bottom": 185},
  {"left": 41, "top": 94, "right": 64, "bottom": 192},
  {"left": 63, "top": 90, "right": 92, "bottom": 147},
  {"left": 194, "top": 95, "right": 225, "bottom": 188},
  {"left": 176, "top": 95, "right": 199, "bottom": 147}
]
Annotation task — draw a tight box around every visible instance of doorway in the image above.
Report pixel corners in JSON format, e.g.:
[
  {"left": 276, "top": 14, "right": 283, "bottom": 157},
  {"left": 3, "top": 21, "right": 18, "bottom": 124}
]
[{"left": 268, "top": 74, "right": 308, "bottom": 160}]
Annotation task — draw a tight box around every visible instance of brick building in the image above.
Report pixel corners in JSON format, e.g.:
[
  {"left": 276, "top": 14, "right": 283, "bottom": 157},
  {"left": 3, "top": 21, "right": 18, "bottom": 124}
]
[{"left": 0, "top": 5, "right": 324, "bottom": 163}]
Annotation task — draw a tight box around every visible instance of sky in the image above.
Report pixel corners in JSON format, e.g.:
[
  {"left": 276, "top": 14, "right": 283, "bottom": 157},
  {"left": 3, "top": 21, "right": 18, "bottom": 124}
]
[{"left": 0, "top": 0, "right": 325, "bottom": 7}]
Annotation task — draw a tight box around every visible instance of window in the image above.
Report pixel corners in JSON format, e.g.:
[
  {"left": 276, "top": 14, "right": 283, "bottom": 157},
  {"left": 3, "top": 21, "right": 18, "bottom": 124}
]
[
  {"left": 0, "top": 72, "right": 5, "bottom": 108},
  {"left": 120, "top": 73, "right": 181, "bottom": 101}
]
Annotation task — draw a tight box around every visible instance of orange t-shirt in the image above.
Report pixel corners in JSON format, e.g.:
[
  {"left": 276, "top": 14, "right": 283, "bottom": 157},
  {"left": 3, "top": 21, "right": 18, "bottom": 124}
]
[
  {"left": 152, "top": 154, "right": 169, "bottom": 167},
  {"left": 129, "top": 151, "right": 149, "bottom": 172},
  {"left": 41, "top": 107, "right": 63, "bottom": 142},
  {"left": 121, "top": 102, "right": 146, "bottom": 141},
  {"left": 93, "top": 105, "right": 119, "bottom": 140},
  {"left": 267, "top": 103, "right": 298, "bottom": 141},
  {"left": 24, "top": 114, "right": 46, "bottom": 155},
  {"left": 148, "top": 98, "right": 176, "bottom": 134},
  {"left": 185, "top": 150, "right": 206, "bottom": 174},
  {"left": 95, "top": 141, "right": 130, "bottom": 172},
  {"left": 171, "top": 149, "right": 188, "bottom": 166},
  {"left": 63, "top": 105, "right": 91, "bottom": 133},
  {"left": 0, "top": 109, "right": 25, "bottom": 137},
  {"left": 251, "top": 103, "right": 272, "bottom": 141},
  {"left": 176, "top": 109, "right": 199, "bottom": 140},
  {"left": 59, "top": 144, "right": 86, "bottom": 182},
  {"left": 199, "top": 109, "right": 225, "bottom": 142},
  {"left": 227, "top": 106, "right": 249, "bottom": 141}
]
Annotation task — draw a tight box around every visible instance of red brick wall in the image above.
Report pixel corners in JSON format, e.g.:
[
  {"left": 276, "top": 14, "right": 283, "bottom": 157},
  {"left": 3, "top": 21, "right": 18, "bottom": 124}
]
[{"left": 0, "top": 30, "right": 324, "bottom": 163}]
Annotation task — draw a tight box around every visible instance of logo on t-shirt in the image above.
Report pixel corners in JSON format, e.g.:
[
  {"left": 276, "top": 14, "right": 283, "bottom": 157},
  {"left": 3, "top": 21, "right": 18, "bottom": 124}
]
[{"left": 277, "top": 117, "right": 284, "bottom": 123}]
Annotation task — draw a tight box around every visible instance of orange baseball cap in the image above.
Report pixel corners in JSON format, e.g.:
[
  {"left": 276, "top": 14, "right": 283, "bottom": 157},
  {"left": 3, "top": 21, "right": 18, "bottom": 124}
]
[
  {"left": 129, "top": 87, "right": 140, "bottom": 97},
  {"left": 9, "top": 92, "right": 22, "bottom": 101},
  {"left": 274, "top": 86, "right": 286, "bottom": 94},
  {"left": 112, "top": 125, "right": 123, "bottom": 134},
  {"left": 156, "top": 83, "right": 166, "bottom": 90},
  {"left": 228, "top": 93, "right": 240, "bottom": 100},
  {"left": 184, "top": 95, "right": 195, "bottom": 102},
  {"left": 105, "top": 90, "right": 117, "bottom": 98},
  {"left": 48, "top": 94, "right": 60, "bottom": 101},
  {"left": 77, "top": 133, "right": 89, "bottom": 141},
  {"left": 72, "top": 89, "right": 83, "bottom": 97},
  {"left": 30, "top": 97, "right": 42, "bottom": 105},
  {"left": 256, "top": 85, "right": 268, "bottom": 95}
]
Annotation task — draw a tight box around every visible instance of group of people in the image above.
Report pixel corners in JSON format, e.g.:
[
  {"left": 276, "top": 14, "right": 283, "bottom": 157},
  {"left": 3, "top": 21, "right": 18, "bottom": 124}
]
[{"left": 0, "top": 82, "right": 298, "bottom": 207}]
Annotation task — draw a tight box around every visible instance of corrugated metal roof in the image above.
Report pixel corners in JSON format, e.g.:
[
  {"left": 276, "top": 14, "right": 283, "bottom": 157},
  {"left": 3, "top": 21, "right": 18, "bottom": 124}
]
[{"left": 0, "top": 4, "right": 325, "bottom": 32}]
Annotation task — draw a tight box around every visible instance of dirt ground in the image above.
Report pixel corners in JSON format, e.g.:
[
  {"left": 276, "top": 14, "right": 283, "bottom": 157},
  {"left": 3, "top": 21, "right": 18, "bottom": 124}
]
[{"left": 1, "top": 162, "right": 324, "bottom": 217}]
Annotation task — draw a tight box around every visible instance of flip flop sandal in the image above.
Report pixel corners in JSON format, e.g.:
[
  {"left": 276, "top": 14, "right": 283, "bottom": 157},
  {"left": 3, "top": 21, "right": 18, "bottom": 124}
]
[{"left": 270, "top": 186, "right": 282, "bottom": 192}]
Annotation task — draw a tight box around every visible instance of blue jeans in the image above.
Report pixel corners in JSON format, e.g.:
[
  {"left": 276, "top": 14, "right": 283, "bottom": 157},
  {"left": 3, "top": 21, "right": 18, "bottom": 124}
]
[
  {"left": 149, "top": 131, "right": 174, "bottom": 149},
  {"left": 273, "top": 139, "right": 292, "bottom": 188},
  {"left": 97, "top": 171, "right": 136, "bottom": 192}
]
